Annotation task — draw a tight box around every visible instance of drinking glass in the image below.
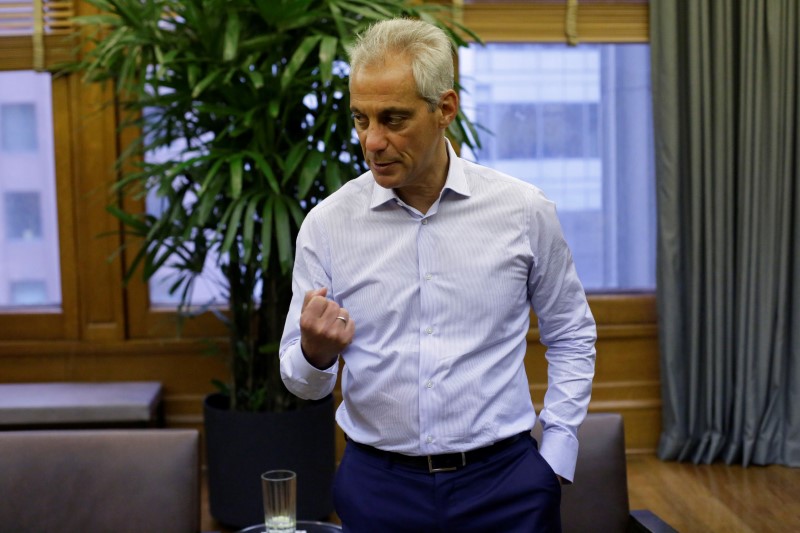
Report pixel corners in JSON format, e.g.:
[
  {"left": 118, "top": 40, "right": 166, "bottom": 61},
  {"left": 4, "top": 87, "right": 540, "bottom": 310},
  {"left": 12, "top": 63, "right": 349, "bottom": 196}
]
[{"left": 261, "top": 469, "right": 297, "bottom": 532}]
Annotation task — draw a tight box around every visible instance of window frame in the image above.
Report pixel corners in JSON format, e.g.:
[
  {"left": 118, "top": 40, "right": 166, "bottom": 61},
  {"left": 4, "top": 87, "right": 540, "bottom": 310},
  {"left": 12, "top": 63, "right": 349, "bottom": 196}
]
[
  {"left": 0, "top": 0, "right": 653, "bottom": 343},
  {"left": 0, "top": 1, "right": 126, "bottom": 342},
  {"left": 460, "top": 0, "right": 654, "bottom": 322},
  {"left": 0, "top": 73, "right": 82, "bottom": 340},
  {"left": 129, "top": 0, "right": 654, "bottom": 339},
  {"left": 117, "top": 114, "right": 227, "bottom": 340}
]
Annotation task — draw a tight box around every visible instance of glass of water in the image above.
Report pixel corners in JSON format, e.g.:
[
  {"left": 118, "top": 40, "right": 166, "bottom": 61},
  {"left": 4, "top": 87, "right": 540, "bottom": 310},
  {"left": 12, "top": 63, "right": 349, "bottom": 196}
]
[{"left": 261, "top": 470, "right": 296, "bottom": 532}]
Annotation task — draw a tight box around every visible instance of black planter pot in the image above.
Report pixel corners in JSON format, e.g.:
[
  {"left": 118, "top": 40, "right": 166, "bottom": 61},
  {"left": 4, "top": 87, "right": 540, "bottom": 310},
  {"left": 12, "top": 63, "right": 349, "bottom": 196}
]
[{"left": 203, "top": 393, "right": 336, "bottom": 529}]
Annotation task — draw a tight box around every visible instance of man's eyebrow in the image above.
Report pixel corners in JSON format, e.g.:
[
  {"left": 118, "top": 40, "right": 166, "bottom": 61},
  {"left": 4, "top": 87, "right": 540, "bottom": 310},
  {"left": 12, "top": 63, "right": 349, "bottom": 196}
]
[{"left": 349, "top": 106, "right": 415, "bottom": 115}]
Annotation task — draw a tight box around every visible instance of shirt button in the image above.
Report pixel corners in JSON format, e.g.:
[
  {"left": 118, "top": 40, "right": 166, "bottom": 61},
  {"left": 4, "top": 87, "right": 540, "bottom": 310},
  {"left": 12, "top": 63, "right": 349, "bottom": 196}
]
[
  {"left": 426, "top": 381, "right": 433, "bottom": 389},
  {"left": 425, "top": 327, "right": 433, "bottom": 335},
  {"left": 421, "top": 219, "right": 428, "bottom": 225},
  {"left": 424, "top": 273, "right": 432, "bottom": 280},
  {"left": 426, "top": 435, "right": 433, "bottom": 443}
]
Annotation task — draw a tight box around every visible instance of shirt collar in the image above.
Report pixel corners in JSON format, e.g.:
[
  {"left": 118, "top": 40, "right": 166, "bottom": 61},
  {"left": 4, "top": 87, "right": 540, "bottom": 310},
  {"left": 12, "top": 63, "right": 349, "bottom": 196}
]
[{"left": 369, "top": 138, "right": 472, "bottom": 209}]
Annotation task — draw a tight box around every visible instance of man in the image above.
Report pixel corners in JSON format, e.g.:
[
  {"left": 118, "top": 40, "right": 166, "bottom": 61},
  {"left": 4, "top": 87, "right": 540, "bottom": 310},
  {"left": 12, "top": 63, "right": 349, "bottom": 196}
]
[{"left": 280, "top": 18, "right": 596, "bottom": 532}]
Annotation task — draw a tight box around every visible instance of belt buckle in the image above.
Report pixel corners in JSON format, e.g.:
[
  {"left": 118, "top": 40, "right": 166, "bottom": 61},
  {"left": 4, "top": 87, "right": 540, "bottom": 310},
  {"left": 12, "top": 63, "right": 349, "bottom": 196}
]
[{"left": 427, "top": 452, "right": 466, "bottom": 473}]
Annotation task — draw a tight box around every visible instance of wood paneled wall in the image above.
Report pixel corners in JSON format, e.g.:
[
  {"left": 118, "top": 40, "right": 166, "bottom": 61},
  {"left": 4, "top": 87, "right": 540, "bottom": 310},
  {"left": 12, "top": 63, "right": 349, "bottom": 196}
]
[{"left": 0, "top": 295, "right": 661, "bottom": 462}]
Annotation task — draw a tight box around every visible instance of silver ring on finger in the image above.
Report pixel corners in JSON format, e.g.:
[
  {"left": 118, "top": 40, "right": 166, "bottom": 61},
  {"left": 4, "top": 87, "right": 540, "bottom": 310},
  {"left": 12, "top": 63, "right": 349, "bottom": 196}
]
[{"left": 336, "top": 315, "right": 348, "bottom": 325}]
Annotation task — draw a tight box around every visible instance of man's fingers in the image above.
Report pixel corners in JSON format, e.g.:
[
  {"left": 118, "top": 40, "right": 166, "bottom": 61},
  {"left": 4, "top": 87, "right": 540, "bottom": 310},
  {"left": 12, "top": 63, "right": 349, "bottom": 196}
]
[
  {"left": 299, "top": 295, "right": 354, "bottom": 367},
  {"left": 299, "top": 288, "right": 354, "bottom": 353},
  {"left": 302, "top": 287, "right": 328, "bottom": 313},
  {"left": 343, "top": 317, "right": 356, "bottom": 344},
  {"left": 331, "top": 305, "right": 349, "bottom": 322},
  {"left": 300, "top": 289, "right": 347, "bottom": 337}
]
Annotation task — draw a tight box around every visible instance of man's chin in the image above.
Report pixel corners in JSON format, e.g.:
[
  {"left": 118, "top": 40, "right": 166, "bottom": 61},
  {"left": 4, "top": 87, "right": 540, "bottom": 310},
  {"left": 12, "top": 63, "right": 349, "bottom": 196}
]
[{"left": 370, "top": 165, "right": 403, "bottom": 188}]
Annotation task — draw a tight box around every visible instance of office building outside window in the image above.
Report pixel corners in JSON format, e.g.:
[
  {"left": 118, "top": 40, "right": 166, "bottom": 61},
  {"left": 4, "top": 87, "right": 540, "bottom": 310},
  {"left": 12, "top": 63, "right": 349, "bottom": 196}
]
[
  {"left": 0, "top": 71, "right": 61, "bottom": 308},
  {"left": 146, "top": 43, "right": 656, "bottom": 307},
  {"left": 459, "top": 43, "right": 656, "bottom": 292}
]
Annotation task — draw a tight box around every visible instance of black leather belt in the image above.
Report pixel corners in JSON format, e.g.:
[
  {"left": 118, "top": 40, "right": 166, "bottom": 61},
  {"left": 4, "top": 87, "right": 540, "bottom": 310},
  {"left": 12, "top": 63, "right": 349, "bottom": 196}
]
[{"left": 347, "top": 432, "right": 528, "bottom": 473}]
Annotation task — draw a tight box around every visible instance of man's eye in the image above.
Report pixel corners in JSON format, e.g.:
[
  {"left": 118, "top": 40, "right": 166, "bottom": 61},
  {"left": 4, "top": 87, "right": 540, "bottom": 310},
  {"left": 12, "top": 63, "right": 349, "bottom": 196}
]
[{"left": 386, "top": 116, "right": 405, "bottom": 126}]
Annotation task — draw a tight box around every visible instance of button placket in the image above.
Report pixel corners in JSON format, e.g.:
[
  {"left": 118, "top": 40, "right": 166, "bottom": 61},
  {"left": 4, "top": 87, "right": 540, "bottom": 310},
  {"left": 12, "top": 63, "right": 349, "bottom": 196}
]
[{"left": 417, "top": 213, "right": 438, "bottom": 453}]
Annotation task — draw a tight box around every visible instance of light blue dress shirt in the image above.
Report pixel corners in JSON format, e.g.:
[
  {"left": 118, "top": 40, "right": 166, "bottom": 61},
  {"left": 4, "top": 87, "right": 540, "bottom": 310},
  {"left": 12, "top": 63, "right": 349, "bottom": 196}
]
[{"left": 280, "top": 140, "right": 596, "bottom": 481}]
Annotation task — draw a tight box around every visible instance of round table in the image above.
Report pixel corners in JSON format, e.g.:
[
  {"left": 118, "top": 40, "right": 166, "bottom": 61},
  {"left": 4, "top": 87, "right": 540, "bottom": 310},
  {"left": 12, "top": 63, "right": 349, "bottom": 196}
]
[{"left": 237, "top": 520, "right": 342, "bottom": 533}]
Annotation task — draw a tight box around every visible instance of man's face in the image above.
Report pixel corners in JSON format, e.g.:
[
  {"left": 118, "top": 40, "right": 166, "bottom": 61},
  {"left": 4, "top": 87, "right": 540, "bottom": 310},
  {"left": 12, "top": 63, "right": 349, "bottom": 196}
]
[{"left": 349, "top": 56, "right": 456, "bottom": 199}]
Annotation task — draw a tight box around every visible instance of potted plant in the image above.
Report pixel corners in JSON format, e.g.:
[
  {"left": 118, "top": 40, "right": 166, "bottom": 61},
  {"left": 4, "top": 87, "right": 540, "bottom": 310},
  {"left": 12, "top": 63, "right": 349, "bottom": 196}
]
[{"left": 68, "top": 0, "right": 480, "bottom": 527}]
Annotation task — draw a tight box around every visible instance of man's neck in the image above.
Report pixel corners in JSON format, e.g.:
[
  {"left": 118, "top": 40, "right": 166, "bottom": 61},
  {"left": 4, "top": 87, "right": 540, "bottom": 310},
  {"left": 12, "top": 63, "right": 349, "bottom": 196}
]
[{"left": 395, "top": 144, "right": 450, "bottom": 214}]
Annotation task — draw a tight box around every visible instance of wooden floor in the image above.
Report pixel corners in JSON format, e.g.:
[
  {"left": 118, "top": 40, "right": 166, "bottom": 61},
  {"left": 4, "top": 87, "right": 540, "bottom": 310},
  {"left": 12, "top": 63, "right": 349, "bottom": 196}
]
[
  {"left": 626, "top": 454, "right": 800, "bottom": 532},
  {"left": 202, "top": 454, "right": 800, "bottom": 532}
]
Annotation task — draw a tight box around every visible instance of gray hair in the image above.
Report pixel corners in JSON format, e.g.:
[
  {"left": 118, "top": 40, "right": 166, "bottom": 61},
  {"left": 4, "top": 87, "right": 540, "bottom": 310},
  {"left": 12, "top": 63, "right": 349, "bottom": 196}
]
[{"left": 347, "top": 18, "right": 455, "bottom": 111}]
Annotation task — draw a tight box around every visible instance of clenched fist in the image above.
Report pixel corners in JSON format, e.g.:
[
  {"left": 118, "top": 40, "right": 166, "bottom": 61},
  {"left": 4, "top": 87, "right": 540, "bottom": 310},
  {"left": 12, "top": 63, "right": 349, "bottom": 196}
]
[{"left": 300, "top": 287, "right": 355, "bottom": 369}]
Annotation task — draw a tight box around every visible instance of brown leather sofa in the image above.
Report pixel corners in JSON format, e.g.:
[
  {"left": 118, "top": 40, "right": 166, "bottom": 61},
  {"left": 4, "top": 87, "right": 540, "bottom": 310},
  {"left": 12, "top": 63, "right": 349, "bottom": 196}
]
[
  {"left": 533, "top": 412, "right": 676, "bottom": 533},
  {"left": 0, "top": 429, "right": 199, "bottom": 532}
]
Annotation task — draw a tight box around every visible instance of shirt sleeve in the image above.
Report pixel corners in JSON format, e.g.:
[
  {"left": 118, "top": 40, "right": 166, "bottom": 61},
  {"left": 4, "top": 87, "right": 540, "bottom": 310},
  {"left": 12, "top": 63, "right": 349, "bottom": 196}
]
[
  {"left": 279, "top": 212, "right": 339, "bottom": 400},
  {"left": 526, "top": 191, "right": 597, "bottom": 483}
]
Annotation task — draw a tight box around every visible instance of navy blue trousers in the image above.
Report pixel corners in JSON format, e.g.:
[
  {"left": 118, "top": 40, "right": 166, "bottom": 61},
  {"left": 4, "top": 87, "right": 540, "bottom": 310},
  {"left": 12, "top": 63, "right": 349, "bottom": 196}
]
[{"left": 332, "top": 434, "right": 562, "bottom": 532}]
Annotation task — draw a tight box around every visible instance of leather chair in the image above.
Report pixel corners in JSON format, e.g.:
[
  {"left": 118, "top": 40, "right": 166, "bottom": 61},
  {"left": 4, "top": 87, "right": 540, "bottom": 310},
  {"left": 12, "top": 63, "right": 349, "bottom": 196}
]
[
  {"left": 0, "top": 429, "right": 199, "bottom": 533},
  {"left": 532, "top": 412, "right": 675, "bottom": 533}
]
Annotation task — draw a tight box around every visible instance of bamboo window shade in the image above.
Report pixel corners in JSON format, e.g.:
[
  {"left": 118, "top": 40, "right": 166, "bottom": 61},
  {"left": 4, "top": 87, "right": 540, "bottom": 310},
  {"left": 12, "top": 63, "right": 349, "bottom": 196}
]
[
  {"left": 459, "top": 0, "right": 649, "bottom": 43},
  {"left": 0, "top": 0, "right": 74, "bottom": 71}
]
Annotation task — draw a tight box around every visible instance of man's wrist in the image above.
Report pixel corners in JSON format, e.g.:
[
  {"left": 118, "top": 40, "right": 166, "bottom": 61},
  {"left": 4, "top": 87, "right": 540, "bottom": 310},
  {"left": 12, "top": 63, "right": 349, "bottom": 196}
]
[{"left": 301, "top": 343, "right": 338, "bottom": 370}]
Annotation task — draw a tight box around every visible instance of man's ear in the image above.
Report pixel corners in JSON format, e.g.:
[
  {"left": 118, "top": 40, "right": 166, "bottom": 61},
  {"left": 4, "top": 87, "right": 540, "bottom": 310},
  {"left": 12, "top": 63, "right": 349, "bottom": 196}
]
[{"left": 438, "top": 89, "right": 459, "bottom": 128}]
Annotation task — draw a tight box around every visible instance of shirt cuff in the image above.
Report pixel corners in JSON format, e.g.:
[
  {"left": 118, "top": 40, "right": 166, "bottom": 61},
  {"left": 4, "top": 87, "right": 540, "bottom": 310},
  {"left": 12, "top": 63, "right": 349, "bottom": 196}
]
[
  {"left": 539, "top": 429, "right": 579, "bottom": 483},
  {"left": 279, "top": 342, "right": 338, "bottom": 400}
]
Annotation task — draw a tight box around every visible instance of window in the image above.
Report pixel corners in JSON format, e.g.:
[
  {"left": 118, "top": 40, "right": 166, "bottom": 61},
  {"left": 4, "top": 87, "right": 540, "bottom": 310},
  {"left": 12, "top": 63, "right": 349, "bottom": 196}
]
[
  {"left": 144, "top": 139, "right": 228, "bottom": 308},
  {"left": 484, "top": 103, "right": 600, "bottom": 160},
  {"left": 2, "top": 0, "right": 151, "bottom": 338},
  {"left": 0, "top": 71, "right": 62, "bottom": 309},
  {"left": 4, "top": 191, "right": 42, "bottom": 239},
  {"left": 0, "top": 0, "right": 653, "bottom": 344},
  {"left": 1, "top": 103, "right": 37, "bottom": 151},
  {"left": 459, "top": 43, "right": 655, "bottom": 291},
  {"left": 9, "top": 280, "right": 47, "bottom": 305}
]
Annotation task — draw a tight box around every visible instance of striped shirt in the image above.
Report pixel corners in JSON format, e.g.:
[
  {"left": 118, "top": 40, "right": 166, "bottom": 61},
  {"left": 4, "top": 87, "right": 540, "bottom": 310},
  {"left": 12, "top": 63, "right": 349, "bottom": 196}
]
[{"left": 280, "top": 140, "right": 596, "bottom": 481}]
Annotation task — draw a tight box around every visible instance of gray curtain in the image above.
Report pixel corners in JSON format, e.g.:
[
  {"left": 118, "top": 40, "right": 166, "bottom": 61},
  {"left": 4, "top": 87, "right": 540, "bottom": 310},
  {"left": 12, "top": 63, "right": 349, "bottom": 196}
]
[{"left": 651, "top": 0, "right": 800, "bottom": 466}]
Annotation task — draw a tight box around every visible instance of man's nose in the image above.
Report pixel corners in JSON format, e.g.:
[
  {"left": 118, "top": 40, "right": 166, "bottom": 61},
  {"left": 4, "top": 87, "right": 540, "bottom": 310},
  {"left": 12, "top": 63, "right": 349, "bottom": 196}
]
[{"left": 363, "top": 124, "right": 388, "bottom": 153}]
